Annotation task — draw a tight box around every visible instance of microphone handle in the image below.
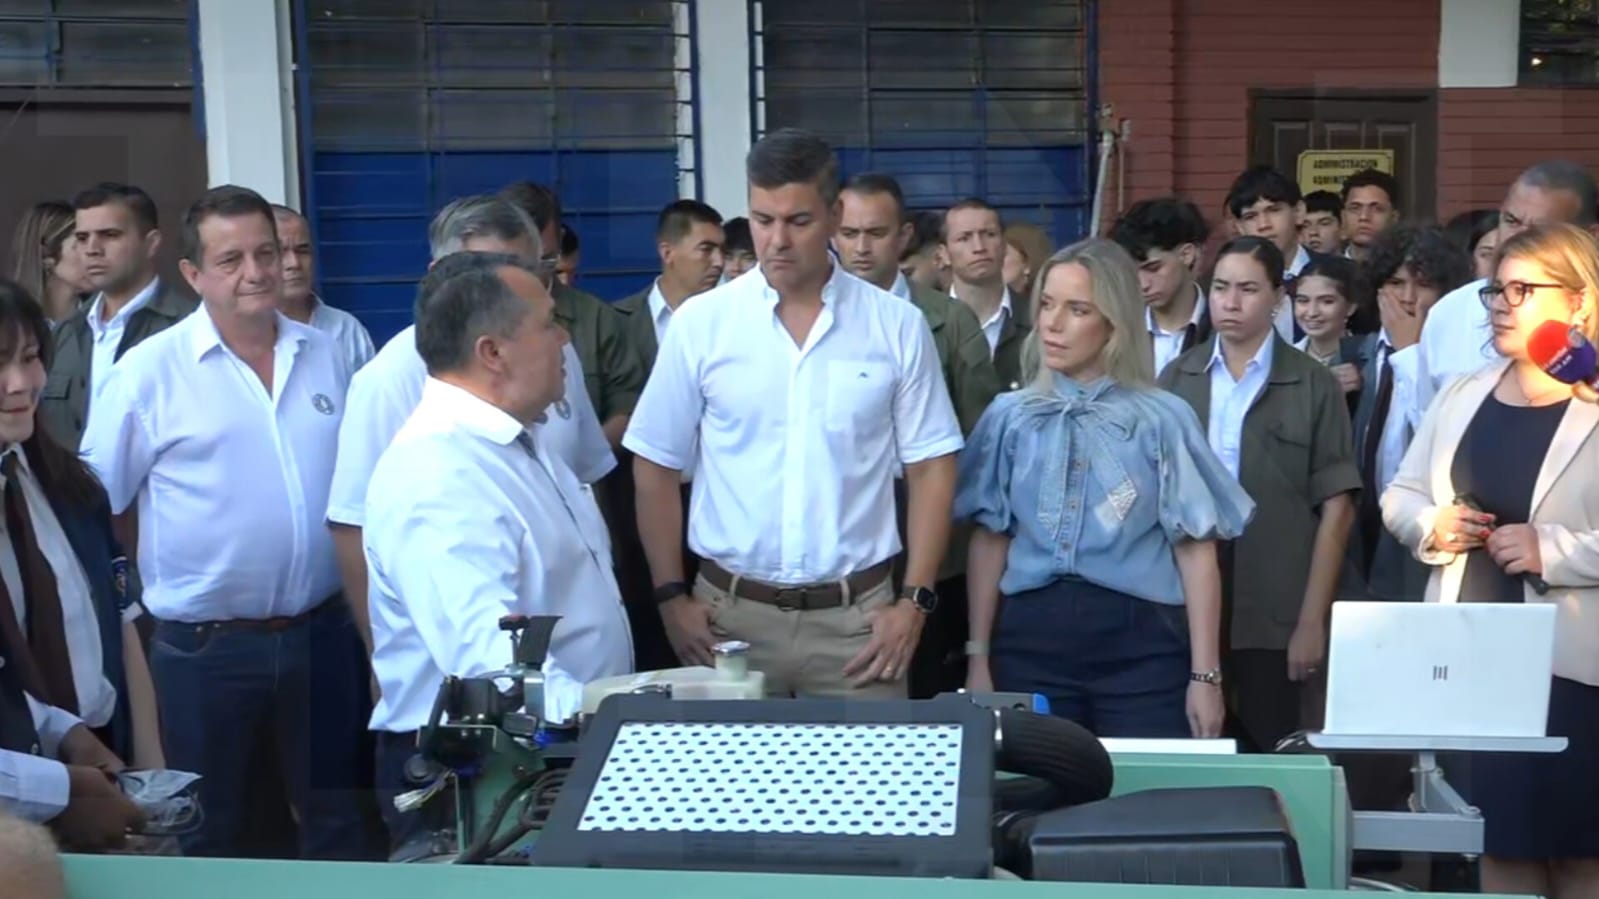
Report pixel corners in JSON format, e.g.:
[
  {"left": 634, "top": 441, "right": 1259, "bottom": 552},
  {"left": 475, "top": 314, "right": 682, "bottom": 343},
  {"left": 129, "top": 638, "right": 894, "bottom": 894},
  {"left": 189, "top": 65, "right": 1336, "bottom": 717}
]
[{"left": 1526, "top": 572, "right": 1551, "bottom": 595}]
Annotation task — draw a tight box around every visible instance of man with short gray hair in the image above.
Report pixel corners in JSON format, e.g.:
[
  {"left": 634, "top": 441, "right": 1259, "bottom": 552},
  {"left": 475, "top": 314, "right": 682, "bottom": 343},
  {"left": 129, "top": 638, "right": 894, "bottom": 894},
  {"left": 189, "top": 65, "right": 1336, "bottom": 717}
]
[
  {"left": 1411, "top": 160, "right": 1599, "bottom": 421},
  {"left": 326, "top": 196, "right": 615, "bottom": 657},
  {"left": 363, "top": 251, "right": 631, "bottom": 852}
]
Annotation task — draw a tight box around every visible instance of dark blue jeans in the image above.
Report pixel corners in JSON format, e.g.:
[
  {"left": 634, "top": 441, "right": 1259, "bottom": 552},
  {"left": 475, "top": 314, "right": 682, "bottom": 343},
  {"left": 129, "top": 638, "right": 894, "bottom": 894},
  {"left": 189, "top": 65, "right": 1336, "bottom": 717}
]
[
  {"left": 149, "top": 599, "right": 380, "bottom": 859},
  {"left": 991, "top": 577, "right": 1191, "bottom": 738}
]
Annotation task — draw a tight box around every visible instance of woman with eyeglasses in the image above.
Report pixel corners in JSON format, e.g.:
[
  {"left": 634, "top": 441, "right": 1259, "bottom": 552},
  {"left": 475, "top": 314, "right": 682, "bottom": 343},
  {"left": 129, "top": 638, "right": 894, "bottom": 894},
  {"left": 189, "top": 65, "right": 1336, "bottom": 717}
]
[{"left": 1383, "top": 223, "right": 1599, "bottom": 898}]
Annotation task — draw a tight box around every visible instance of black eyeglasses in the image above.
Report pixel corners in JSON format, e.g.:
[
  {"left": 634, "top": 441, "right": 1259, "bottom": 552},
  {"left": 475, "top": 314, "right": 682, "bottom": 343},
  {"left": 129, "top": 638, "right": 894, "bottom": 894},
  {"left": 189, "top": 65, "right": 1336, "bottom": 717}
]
[{"left": 1479, "top": 280, "right": 1571, "bottom": 308}]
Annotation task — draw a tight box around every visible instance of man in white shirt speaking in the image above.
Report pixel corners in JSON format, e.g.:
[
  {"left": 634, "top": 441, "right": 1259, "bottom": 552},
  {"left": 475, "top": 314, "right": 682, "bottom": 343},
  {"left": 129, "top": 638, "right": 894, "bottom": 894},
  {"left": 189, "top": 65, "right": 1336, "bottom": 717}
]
[
  {"left": 326, "top": 196, "right": 615, "bottom": 657},
  {"left": 81, "top": 186, "right": 375, "bottom": 859},
  {"left": 625, "top": 128, "right": 963, "bottom": 699},
  {"left": 364, "top": 251, "right": 632, "bottom": 851}
]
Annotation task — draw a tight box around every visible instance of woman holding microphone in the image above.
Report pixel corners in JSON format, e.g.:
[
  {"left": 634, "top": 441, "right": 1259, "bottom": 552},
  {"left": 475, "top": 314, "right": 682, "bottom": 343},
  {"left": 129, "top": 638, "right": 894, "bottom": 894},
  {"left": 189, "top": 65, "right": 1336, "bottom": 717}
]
[
  {"left": 1383, "top": 223, "right": 1599, "bottom": 898},
  {"left": 958, "top": 238, "right": 1253, "bottom": 738}
]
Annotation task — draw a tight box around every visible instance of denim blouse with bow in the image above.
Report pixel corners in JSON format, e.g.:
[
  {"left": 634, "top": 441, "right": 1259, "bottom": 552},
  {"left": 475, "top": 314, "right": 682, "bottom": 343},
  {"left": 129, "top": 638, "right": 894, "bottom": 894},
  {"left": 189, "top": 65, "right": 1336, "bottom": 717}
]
[{"left": 954, "top": 373, "right": 1255, "bottom": 604}]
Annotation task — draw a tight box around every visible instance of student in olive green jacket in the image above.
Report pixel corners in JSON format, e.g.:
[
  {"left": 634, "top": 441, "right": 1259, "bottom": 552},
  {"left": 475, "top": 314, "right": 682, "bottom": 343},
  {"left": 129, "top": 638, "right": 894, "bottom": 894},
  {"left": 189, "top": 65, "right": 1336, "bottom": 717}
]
[
  {"left": 834, "top": 173, "right": 1003, "bottom": 698},
  {"left": 611, "top": 199, "right": 728, "bottom": 671},
  {"left": 1158, "top": 236, "right": 1359, "bottom": 754},
  {"left": 499, "top": 181, "right": 645, "bottom": 446}
]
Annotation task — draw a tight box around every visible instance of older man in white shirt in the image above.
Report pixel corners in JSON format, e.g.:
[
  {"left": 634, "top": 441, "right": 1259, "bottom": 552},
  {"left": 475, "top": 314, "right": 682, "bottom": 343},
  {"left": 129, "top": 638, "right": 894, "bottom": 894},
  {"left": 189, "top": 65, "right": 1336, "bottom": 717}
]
[
  {"left": 271, "top": 205, "right": 376, "bottom": 372},
  {"left": 364, "top": 251, "right": 631, "bottom": 851},
  {"left": 81, "top": 186, "right": 375, "bottom": 860},
  {"left": 626, "top": 129, "right": 963, "bottom": 699},
  {"left": 1412, "top": 161, "right": 1599, "bottom": 424},
  {"left": 326, "top": 196, "right": 615, "bottom": 656}
]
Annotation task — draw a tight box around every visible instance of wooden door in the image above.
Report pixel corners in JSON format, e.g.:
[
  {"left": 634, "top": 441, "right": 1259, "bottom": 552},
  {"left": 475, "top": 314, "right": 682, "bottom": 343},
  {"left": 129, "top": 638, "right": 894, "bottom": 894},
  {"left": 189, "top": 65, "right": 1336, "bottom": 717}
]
[
  {"left": 0, "top": 89, "right": 207, "bottom": 286},
  {"left": 1249, "top": 91, "right": 1438, "bottom": 220}
]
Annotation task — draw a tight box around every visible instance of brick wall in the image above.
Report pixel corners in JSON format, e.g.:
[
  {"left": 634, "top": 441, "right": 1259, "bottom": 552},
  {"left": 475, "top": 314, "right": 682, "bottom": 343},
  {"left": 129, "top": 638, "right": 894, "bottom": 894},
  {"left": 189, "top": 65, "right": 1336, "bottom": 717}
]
[
  {"left": 1438, "top": 88, "right": 1599, "bottom": 219},
  {"left": 1098, "top": 0, "right": 1438, "bottom": 230}
]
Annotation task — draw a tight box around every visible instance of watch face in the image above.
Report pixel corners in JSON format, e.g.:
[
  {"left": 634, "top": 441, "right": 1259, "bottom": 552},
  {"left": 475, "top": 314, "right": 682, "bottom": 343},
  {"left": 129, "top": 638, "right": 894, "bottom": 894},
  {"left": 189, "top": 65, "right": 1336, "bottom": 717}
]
[{"left": 909, "top": 586, "right": 938, "bottom": 613}]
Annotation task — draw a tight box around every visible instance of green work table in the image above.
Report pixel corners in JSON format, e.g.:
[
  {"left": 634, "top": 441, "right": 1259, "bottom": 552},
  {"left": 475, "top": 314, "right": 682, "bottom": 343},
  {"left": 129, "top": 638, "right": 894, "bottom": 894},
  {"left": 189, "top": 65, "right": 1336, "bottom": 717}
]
[{"left": 63, "top": 753, "right": 1515, "bottom": 898}]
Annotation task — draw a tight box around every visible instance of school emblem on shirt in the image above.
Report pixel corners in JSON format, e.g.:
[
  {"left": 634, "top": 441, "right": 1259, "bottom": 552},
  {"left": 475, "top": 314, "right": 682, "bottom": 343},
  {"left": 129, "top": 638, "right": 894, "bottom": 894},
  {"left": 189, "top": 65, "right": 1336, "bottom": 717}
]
[{"left": 312, "top": 393, "right": 336, "bottom": 415}]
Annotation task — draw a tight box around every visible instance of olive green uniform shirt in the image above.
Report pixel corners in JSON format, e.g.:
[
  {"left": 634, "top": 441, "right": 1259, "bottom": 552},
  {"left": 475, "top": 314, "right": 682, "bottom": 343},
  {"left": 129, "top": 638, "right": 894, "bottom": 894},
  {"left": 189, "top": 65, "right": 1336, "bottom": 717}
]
[{"left": 552, "top": 281, "right": 644, "bottom": 423}]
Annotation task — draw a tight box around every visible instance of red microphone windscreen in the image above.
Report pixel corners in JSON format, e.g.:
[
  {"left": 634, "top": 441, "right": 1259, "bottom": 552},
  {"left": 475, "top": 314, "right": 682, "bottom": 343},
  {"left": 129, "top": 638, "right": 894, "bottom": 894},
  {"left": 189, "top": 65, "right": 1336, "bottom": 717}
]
[{"left": 1528, "top": 319, "right": 1574, "bottom": 368}]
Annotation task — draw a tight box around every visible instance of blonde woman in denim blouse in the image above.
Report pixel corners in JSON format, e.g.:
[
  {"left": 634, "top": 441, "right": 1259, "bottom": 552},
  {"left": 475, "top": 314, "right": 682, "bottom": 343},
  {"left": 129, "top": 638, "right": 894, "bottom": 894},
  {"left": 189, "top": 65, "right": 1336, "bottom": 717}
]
[{"left": 957, "top": 239, "right": 1254, "bottom": 738}]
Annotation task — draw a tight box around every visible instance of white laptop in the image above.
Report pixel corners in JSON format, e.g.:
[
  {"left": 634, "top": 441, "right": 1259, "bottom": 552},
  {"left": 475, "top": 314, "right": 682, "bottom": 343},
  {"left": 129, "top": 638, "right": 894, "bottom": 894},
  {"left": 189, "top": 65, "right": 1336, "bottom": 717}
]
[{"left": 1322, "top": 602, "right": 1557, "bottom": 739}]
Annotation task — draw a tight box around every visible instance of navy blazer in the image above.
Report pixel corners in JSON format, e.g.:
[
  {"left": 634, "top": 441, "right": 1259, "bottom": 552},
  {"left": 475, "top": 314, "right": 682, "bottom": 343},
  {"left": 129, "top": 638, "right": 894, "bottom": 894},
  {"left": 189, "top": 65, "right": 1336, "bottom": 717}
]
[{"left": 46, "top": 488, "right": 134, "bottom": 760}]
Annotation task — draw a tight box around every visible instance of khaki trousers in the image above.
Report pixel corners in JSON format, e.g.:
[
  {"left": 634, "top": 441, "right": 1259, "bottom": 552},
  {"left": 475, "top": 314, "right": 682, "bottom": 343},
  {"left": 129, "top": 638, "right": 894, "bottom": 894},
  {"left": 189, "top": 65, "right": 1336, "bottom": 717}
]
[{"left": 693, "top": 571, "right": 906, "bottom": 699}]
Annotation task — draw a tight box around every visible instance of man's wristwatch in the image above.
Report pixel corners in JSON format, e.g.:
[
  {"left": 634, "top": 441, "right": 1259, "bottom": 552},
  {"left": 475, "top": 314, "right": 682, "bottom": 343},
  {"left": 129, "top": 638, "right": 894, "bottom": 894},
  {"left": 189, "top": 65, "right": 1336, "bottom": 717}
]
[
  {"left": 1190, "top": 668, "right": 1223, "bottom": 686},
  {"left": 652, "top": 581, "right": 690, "bottom": 604},
  {"left": 900, "top": 585, "right": 938, "bottom": 614}
]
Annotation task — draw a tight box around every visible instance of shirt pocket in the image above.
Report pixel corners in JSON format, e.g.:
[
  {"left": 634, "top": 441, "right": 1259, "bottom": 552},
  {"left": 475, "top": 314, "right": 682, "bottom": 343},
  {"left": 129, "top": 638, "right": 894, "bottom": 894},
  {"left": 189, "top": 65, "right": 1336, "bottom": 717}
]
[
  {"left": 1263, "top": 417, "right": 1313, "bottom": 490},
  {"left": 824, "top": 360, "right": 896, "bottom": 433}
]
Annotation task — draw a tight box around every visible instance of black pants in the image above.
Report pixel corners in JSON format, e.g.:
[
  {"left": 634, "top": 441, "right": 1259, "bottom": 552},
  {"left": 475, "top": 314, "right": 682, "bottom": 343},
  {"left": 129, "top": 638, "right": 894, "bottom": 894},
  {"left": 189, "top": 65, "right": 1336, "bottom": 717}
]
[
  {"left": 602, "top": 463, "right": 693, "bottom": 672},
  {"left": 1216, "top": 541, "right": 1305, "bottom": 753},
  {"left": 149, "top": 599, "right": 382, "bottom": 859},
  {"left": 374, "top": 729, "right": 457, "bottom": 858},
  {"left": 908, "top": 574, "right": 968, "bottom": 699}
]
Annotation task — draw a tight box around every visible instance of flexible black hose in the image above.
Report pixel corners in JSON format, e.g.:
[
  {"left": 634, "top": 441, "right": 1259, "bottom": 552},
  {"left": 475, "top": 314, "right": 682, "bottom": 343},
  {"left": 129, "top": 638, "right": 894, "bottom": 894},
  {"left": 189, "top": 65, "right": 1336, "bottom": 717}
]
[
  {"left": 993, "top": 708, "right": 1114, "bottom": 808},
  {"left": 990, "top": 709, "right": 1116, "bottom": 877}
]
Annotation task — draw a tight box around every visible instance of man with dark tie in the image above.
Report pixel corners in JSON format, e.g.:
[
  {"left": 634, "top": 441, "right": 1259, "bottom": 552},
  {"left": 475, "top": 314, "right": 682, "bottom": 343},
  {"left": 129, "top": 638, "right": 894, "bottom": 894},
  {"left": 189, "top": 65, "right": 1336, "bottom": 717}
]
[{"left": 1109, "top": 197, "right": 1213, "bottom": 378}]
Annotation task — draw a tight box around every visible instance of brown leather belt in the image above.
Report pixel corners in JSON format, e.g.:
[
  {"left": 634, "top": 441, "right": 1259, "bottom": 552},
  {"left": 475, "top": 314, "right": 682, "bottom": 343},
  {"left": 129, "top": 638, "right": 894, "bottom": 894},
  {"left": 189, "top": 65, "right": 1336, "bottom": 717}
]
[
  {"left": 163, "top": 593, "right": 341, "bottom": 635},
  {"left": 700, "top": 559, "right": 893, "bottom": 611}
]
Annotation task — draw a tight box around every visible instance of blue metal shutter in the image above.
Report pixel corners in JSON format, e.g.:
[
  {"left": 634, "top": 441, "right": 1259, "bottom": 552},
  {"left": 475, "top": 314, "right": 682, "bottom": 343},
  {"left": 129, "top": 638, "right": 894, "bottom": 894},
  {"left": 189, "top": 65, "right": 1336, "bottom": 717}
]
[
  {"left": 751, "top": 0, "right": 1091, "bottom": 245},
  {"left": 0, "top": 0, "right": 191, "bottom": 87},
  {"left": 294, "top": 0, "right": 695, "bottom": 343}
]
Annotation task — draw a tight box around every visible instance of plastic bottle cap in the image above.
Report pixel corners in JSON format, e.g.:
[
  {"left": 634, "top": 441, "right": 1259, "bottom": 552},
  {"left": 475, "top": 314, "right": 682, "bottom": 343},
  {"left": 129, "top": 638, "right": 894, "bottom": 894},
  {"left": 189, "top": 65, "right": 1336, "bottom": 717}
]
[{"left": 712, "top": 640, "right": 750, "bottom": 656}]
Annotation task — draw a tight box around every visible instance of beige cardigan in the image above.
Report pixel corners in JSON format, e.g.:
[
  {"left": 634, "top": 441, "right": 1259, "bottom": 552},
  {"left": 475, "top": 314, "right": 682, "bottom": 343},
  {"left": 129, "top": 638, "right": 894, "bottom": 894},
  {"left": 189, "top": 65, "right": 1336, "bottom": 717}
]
[{"left": 1382, "top": 359, "right": 1599, "bottom": 687}]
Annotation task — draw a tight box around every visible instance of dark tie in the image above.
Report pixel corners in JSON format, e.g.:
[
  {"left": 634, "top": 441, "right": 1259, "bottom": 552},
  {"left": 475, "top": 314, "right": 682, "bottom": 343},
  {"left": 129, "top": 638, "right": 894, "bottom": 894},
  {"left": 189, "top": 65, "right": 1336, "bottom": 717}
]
[
  {"left": 1178, "top": 322, "right": 1198, "bottom": 354},
  {"left": 1359, "top": 346, "right": 1396, "bottom": 575},
  {"left": 0, "top": 452, "right": 75, "bottom": 713}
]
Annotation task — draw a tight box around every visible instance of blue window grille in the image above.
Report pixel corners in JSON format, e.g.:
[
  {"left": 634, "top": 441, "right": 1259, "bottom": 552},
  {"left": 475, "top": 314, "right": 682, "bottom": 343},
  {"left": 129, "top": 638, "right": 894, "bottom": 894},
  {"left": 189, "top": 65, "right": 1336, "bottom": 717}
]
[
  {"left": 294, "top": 0, "right": 697, "bottom": 344},
  {"left": 0, "top": 0, "right": 191, "bottom": 87},
  {"left": 750, "top": 0, "right": 1092, "bottom": 245}
]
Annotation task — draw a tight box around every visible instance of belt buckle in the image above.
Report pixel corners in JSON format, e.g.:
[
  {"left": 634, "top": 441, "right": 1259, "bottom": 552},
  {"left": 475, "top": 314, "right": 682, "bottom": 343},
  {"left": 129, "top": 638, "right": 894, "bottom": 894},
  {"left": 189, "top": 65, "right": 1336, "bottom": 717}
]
[{"left": 773, "top": 587, "right": 808, "bottom": 612}]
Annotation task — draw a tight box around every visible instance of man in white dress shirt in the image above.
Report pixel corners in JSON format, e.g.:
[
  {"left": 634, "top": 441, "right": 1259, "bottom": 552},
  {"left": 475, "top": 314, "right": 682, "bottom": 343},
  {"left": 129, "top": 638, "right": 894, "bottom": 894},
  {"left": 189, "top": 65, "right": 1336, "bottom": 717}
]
[
  {"left": 272, "top": 205, "right": 376, "bottom": 372},
  {"left": 81, "top": 186, "right": 376, "bottom": 860},
  {"left": 626, "top": 128, "right": 963, "bottom": 699},
  {"left": 326, "top": 196, "right": 615, "bottom": 656},
  {"left": 1412, "top": 161, "right": 1599, "bottom": 423},
  {"left": 364, "top": 251, "right": 632, "bottom": 850}
]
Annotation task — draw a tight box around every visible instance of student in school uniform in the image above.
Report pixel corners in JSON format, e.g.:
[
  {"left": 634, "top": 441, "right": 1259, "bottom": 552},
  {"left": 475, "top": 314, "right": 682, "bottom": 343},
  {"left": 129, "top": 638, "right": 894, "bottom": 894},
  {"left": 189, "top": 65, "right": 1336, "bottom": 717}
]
[
  {"left": 1159, "top": 236, "right": 1361, "bottom": 753},
  {"left": 1108, "top": 197, "right": 1213, "bottom": 378}
]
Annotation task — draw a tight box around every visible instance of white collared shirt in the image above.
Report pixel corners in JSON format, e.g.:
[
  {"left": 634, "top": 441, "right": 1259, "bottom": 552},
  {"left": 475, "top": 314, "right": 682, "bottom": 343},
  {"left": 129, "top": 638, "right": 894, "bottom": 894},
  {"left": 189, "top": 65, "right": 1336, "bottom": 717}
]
[
  {"left": 81, "top": 308, "right": 348, "bottom": 622},
  {"left": 1413, "top": 277, "right": 1495, "bottom": 427},
  {"left": 624, "top": 264, "right": 963, "bottom": 585},
  {"left": 0, "top": 447, "right": 122, "bottom": 728},
  {"left": 0, "top": 695, "right": 80, "bottom": 822},
  {"left": 1147, "top": 283, "right": 1207, "bottom": 376},
  {"left": 1275, "top": 245, "right": 1311, "bottom": 342},
  {"left": 951, "top": 285, "right": 1013, "bottom": 357},
  {"left": 1205, "top": 334, "right": 1276, "bottom": 480},
  {"left": 365, "top": 378, "right": 632, "bottom": 732},
  {"left": 85, "top": 277, "right": 159, "bottom": 404},
  {"left": 308, "top": 296, "right": 377, "bottom": 373},
  {"left": 325, "top": 327, "right": 615, "bottom": 528},
  {"left": 646, "top": 280, "right": 676, "bottom": 347}
]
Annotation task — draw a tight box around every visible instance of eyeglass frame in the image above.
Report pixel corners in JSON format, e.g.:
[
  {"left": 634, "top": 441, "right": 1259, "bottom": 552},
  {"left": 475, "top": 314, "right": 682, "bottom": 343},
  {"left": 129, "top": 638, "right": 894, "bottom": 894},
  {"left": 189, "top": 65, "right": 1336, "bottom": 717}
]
[{"left": 1478, "top": 280, "right": 1575, "bottom": 309}]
